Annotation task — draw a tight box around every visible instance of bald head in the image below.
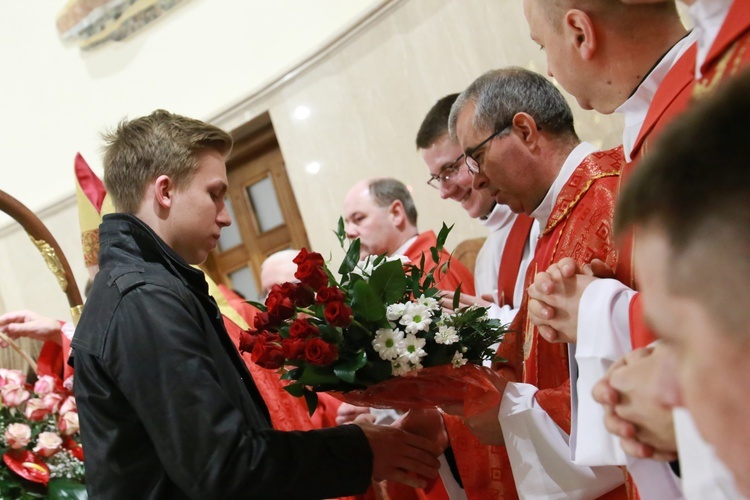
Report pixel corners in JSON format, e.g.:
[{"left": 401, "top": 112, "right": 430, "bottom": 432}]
[
  {"left": 260, "top": 249, "right": 300, "bottom": 295},
  {"left": 543, "top": 0, "right": 679, "bottom": 28}
]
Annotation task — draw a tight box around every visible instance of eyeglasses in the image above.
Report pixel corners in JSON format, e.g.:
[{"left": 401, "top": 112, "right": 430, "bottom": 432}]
[
  {"left": 426, "top": 154, "right": 465, "bottom": 189},
  {"left": 465, "top": 125, "right": 512, "bottom": 176}
]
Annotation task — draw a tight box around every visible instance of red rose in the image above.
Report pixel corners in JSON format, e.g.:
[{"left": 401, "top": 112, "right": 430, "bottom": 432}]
[
  {"left": 265, "top": 287, "right": 295, "bottom": 321},
  {"left": 253, "top": 312, "right": 274, "bottom": 331},
  {"left": 238, "top": 330, "right": 259, "bottom": 354},
  {"left": 289, "top": 318, "right": 319, "bottom": 339},
  {"left": 293, "top": 248, "right": 325, "bottom": 267},
  {"left": 304, "top": 337, "right": 338, "bottom": 366},
  {"left": 251, "top": 333, "right": 284, "bottom": 369},
  {"left": 277, "top": 282, "right": 315, "bottom": 308},
  {"left": 293, "top": 249, "right": 328, "bottom": 290},
  {"left": 316, "top": 286, "right": 345, "bottom": 304},
  {"left": 324, "top": 301, "right": 353, "bottom": 327},
  {"left": 281, "top": 338, "right": 307, "bottom": 361}
]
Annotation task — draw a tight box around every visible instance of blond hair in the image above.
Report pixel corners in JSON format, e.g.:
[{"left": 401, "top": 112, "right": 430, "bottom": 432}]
[{"left": 102, "top": 109, "right": 233, "bottom": 213}]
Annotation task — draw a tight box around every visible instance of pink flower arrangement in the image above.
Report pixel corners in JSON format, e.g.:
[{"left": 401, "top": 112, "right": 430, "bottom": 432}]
[{"left": 0, "top": 372, "right": 84, "bottom": 494}]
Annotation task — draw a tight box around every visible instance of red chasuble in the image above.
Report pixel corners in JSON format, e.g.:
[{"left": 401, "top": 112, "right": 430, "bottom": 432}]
[
  {"left": 442, "top": 148, "right": 629, "bottom": 500},
  {"left": 624, "top": 0, "right": 750, "bottom": 349},
  {"left": 403, "top": 231, "right": 476, "bottom": 296}
]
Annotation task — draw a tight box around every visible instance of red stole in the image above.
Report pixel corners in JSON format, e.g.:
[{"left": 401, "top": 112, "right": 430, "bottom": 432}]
[
  {"left": 403, "top": 231, "right": 476, "bottom": 296},
  {"left": 496, "top": 214, "right": 535, "bottom": 309}
]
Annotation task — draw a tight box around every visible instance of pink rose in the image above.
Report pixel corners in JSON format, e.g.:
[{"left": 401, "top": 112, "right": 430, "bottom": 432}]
[
  {"left": 42, "top": 392, "right": 64, "bottom": 413},
  {"left": 4, "top": 423, "right": 31, "bottom": 449},
  {"left": 24, "top": 398, "right": 49, "bottom": 422},
  {"left": 33, "top": 375, "right": 57, "bottom": 396},
  {"left": 2, "top": 383, "right": 30, "bottom": 407},
  {"left": 59, "top": 396, "right": 77, "bottom": 416},
  {"left": 33, "top": 432, "right": 62, "bottom": 458},
  {"left": 0, "top": 369, "right": 24, "bottom": 388},
  {"left": 58, "top": 411, "right": 79, "bottom": 436}
]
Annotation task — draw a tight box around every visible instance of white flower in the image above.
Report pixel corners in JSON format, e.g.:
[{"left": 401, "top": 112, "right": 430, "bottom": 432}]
[
  {"left": 400, "top": 303, "right": 433, "bottom": 334},
  {"left": 391, "top": 356, "right": 424, "bottom": 376},
  {"left": 391, "top": 359, "right": 412, "bottom": 377},
  {"left": 402, "top": 334, "right": 427, "bottom": 363},
  {"left": 451, "top": 351, "right": 468, "bottom": 368},
  {"left": 34, "top": 432, "right": 63, "bottom": 458},
  {"left": 415, "top": 294, "right": 440, "bottom": 311},
  {"left": 435, "top": 325, "right": 459, "bottom": 345},
  {"left": 386, "top": 303, "right": 407, "bottom": 321},
  {"left": 372, "top": 328, "right": 405, "bottom": 360},
  {"left": 352, "top": 255, "right": 411, "bottom": 279}
]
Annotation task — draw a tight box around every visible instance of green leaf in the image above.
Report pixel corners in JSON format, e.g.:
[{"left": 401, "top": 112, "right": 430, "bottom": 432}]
[
  {"left": 48, "top": 479, "right": 88, "bottom": 500},
  {"left": 338, "top": 239, "right": 361, "bottom": 276},
  {"left": 351, "top": 280, "right": 387, "bottom": 322},
  {"left": 297, "top": 365, "right": 340, "bottom": 386},
  {"left": 335, "top": 217, "right": 346, "bottom": 247},
  {"left": 303, "top": 389, "right": 319, "bottom": 416},
  {"left": 333, "top": 350, "right": 368, "bottom": 383},
  {"left": 436, "top": 223, "right": 453, "bottom": 251},
  {"left": 284, "top": 383, "right": 305, "bottom": 397},
  {"left": 368, "top": 260, "right": 407, "bottom": 303},
  {"left": 430, "top": 246, "right": 440, "bottom": 266},
  {"left": 452, "top": 282, "right": 462, "bottom": 310},
  {"left": 280, "top": 367, "right": 302, "bottom": 381},
  {"left": 247, "top": 300, "right": 267, "bottom": 312}
]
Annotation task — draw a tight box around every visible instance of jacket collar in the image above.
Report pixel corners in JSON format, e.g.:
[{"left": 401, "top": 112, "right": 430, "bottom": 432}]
[{"left": 99, "top": 213, "right": 208, "bottom": 294}]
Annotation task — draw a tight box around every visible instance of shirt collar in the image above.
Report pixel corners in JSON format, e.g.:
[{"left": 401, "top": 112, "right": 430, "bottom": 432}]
[
  {"left": 530, "top": 142, "right": 598, "bottom": 228},
  {"left": 480, "top": 203, "right": 515, "bottom": 232},
  {"left": 690, "top": 0, "right": 734, "bottom": 78},
  {"left": 391, "top": 235, "right": 418, "bottom": 257},
  {"left": 615, "top": 31, "right": 698, "bottom": 162}
]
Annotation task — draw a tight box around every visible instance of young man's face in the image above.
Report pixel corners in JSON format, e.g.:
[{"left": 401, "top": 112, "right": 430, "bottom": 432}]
[
  {"left": 636, "top": 225, "right": 750, "bottom": 496},
  {"left": 523, "top": 0, "right": 597, "bottom": 111},
  {"left": 420, "top": 134, "right": 496, "bottom": 219},
  {"left": 169, "top": 149, "right": 231, "bottom": 265},
  {"left": 343, "top": 184, "right": 401, "bottom": 259}
]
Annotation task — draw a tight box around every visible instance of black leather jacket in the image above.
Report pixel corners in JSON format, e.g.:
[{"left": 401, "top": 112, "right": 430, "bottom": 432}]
[{"left": 72, "top": 214, "right": 372, "bottom": 499}]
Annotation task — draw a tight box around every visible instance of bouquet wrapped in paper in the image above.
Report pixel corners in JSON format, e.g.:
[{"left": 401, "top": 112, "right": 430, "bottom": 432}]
[{"left": 240, "top": 222, "right": 507, "bottom": 416}]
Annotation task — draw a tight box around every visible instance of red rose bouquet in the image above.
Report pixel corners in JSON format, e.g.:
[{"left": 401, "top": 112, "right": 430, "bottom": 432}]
[
  {"left": 0, "top": 370, "right": 85, "bottom": 498},
  {"left": 240, "top": 223, "right": 507, "bottom": 416}
]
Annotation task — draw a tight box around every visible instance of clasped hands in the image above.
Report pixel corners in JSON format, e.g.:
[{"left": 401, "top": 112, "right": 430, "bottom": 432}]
[{"left": 528, "top": 257, "right": 677, "bottom": 460}]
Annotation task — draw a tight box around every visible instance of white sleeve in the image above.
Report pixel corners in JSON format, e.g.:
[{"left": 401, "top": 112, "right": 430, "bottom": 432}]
[
  {"left": 571, "top": 279, "right": 635, "bottom": 466},
  {"left": 674, "top": 408, "right": 744, "bottom": 499},
  {"left": 61, "top": 321, "right": 76, "bottom": 341},
  {"left": 499, "top": 382, "right": 625, "bottom": 499},
  {"left": 485, "top": 302, "right": 518, "bottom": 326}
]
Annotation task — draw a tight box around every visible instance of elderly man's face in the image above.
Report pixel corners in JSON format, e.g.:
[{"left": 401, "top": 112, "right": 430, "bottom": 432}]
[
  {"left": 636, "top": 224, "right": 750, "bottom": 496},
  {"left": 343, "top": 184, "right": 400, "bottom": 259},
  {"left": 420, "top": 135, "right": 496, "bottom": 219}
]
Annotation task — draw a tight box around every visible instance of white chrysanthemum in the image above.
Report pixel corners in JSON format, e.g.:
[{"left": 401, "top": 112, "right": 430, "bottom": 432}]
[
  {"left": 391, "top": 358, "right": 412, "bottom": 377},
  {"left": 386, "top": 303, "right": 407, "bottom": 321},
  {"left": 400, "top": 303, "right": 433, "bottom": 334},
  {"left": 372, "top": 328, "right": 405, "bottom": 360},
  {"left": 415, "top": 294, "right": 440, "bottom": 311},
  {"left": 435, "top": 325, "right": 459, "bottom": 345},
  {"left": 451, "top": 351, "right": 468, "bottom": 368},
  {"left": 402, "top": 333, "right": 427, "bottom": 363}
]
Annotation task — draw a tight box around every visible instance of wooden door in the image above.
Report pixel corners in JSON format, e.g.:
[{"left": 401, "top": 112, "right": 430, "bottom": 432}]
[{"left": 203, "top": 113, "right": 309, "bottom": 301}]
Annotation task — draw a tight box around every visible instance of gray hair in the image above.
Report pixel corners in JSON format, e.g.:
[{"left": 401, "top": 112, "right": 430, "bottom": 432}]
[
  {"left": 448, "top": 67, "right": 576, "bottom": 141},
  {"left": 368, "top": 178, "right": 418, "bottom": 226}
]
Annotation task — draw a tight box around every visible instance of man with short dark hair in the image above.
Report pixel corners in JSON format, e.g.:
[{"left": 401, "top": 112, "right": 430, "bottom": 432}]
[{"left": 72, "top": 110, "right": 442, "bottom": 498}]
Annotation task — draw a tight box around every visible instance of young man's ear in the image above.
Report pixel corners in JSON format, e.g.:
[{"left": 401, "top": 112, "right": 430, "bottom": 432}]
[
  {"left": 564, "top": 9, "right": 597, "bottom": 60},
  {"left": 153, "top": 175, "right": 175, "bottom": 209}
]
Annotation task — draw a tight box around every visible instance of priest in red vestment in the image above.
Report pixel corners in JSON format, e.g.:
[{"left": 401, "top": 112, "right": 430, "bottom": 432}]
[{"left": 437, "top": 67, "right": 630, "bottom": 499}]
